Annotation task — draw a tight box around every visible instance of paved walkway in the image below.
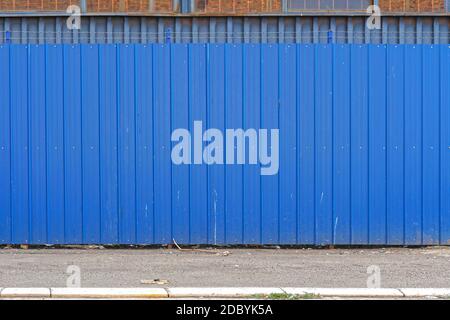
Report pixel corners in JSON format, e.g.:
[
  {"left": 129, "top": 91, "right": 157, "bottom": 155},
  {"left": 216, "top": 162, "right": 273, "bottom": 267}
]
[{"left": 1, "top": 247, "right": 449, "bottom": 288}]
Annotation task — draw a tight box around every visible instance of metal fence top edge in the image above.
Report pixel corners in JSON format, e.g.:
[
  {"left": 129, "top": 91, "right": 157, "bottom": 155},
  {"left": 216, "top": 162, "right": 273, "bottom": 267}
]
[
  {"left": 0, "top": 43, "right": 449, "bottom": 48},
  {"left": 0, "top": 12, "right": 449, "bottom": 18}
]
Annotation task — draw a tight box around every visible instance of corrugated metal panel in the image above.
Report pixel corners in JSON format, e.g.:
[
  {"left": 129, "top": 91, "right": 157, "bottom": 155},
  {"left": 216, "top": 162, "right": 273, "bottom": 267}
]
[
  {"left": 0, "top": 43, "right": 449, "bottom": 245},
  {"left": 0, "top": 15, "right": 449, "bottom": 44}
]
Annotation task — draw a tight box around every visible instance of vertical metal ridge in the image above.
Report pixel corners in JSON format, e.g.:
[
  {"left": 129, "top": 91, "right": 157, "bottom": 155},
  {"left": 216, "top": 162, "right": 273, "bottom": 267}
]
[
  {"left": 133, "top": 44, "right": 138, "bottom": 243},
  {"left": 115, "top": 44, "right": 120, "bottom": 243},
  {"left": 313, "top": 44, "right": 317, "bottom": 244},
  {"left": 348, "top": 44, "right": 353, "bottom": 244},
  {"left": 438, "top": 44, "right": 442, "bottom": 244},
  {"left": 241, "top": 44, "right": 245, "bottom": 243},
  {"left": 187, "top": 44, "right": 192, "bottom": 243},
  {"left": 169, "top": 43, "right": 174, "bottom": 242},
  {"left": 276, "top": 44, "right": 280, "bottom": 243},
  {"left": 44, "top": 44, "right": 49, "bottom": 243},
  {"left": 26, "top": 44, "right": 31, "bottom": 243},
  {"left": 223, "top": 44, "right": 227, "bottom": 244},
  {"left": 6, "top": 43, "right": 11, "bottom": 242},
  {"left": 259, "top": 43, "right": 262, "bottom": 244},
  {"left": 367, "top": 45, "right": 370, "bottom": 244},
  {"left": 331, "top": 43, "right": 335, "bottom": 244},
  {"left": 205, "top": 43, "right": 210, "bottom": 243},
  {"left": 295, "top": 43, "right": 299, "bottom": 244},
  {"left": 61, "top": 44, "right": 66, "bottom": 243},
  {"left": 420, "top": 45, "right": 424, "bottom": 245},
  {"left": 151, "top": 43, "right": 156, "bottom": 244},
  {"left": 384, "top": 44, "right": 389, "bottom": 245},
  {"left": 402, "top": 44, "right": 406, "bottom": 245}
]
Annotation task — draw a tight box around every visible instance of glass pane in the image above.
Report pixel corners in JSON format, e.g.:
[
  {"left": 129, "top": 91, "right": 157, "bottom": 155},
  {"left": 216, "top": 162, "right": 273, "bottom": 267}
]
[
  {"left": 334, "top": 0, "right": 349, "bottom": 9},
  {"left": 288, "top": 0, "right": 306, "bottom": 10},
  {"left": 320, "top": 0, "right": 334, "bottom": 9},
  {"left": 305, "top": 0, "right": 320, "bottom": 9}
]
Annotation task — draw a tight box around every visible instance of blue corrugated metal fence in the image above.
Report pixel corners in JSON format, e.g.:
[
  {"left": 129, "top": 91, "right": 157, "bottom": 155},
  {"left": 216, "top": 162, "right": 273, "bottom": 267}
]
[{"left": 0, "top": 43, "right": 449, "bottom": 245}]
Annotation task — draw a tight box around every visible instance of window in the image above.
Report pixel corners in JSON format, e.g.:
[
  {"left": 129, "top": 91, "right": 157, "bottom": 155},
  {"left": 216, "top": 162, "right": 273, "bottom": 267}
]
[{"left": 287, "top": 0, "right": 373, "bottom": 11}]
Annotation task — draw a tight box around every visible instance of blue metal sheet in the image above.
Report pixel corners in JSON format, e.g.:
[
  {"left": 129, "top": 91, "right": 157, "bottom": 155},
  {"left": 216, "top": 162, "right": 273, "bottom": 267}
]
[
  {"left": 422, "top": 45, "right": 440, "bottom": 244},
  {"left": 404, "top": 45, "right": 423, "bottom": 245},
  {"left": 189, "top": 44, "right": 208, "bottom": 244},
  {"left": 315, "top": 44, "right": 333, "bottom": 244},
  {"left": 117, "top": 44, "right": 137, "bottom": 244},
  {"left": 0, "top": 45, "right": 11, "bottom": 244},
  {"left": 46, "top": 45, "right": 65, "bottom": 244},
  {"left": 29, "top": 44, "right": 46, "bottom": 244},
  {"left": 0, "top": 43, "right": 449, "bottom": 246},
  {"left": 279, "top": 44, "right": 297, "bottom": 244},
  {"left": 10, "top": 45, "right": 29, "bottom": 244},
  {"left": 171, "top": 44, "right": 190, "bottom": 243},
  {"left": 208, "top": 44, "right": 226, "bottom": 244},
  {"left": 333, "top": 44, "right": 351, "bottom": 245},
  {"left": 224, "top": 45, "right": 243, "bottom": 244},
  {"left": 153, "top": 44, "right": 172, "bottom": 244},
  {"left": 297, "top": 44, "right": 316, "bottom": 244},
  {"left": 350, "top": 45, "right": 369, "bottom": 244},
  {"left": 81, "top": 44, "right": 101, "bottom": 243},
  {"left": 261, "top": 44, "right": 279, "bottom": 244},
  {"left": 64, "top": 45, "right": 83, "bottom": 244},
  {"left": 368, "top": 45, "right": 387, "bottom": 244},
  {"left": 98, "top": 44, "right": 119, "bottom": 243},
  {"left": 441, "top": 44, "right": 450, "bottom": 244},
  {"left": 135, "top": 44, "right": 154, "bottom": 244},
  {"left": 386, "top": 45, "right": 405, "bottom": 245},
  {"left": 242, "top": 44, "right": 261, "bottom": 244}
]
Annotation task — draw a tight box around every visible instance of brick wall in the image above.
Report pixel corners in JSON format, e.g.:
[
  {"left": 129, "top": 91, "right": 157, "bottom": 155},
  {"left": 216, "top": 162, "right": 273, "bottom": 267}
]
[
  {"left": 0, "top": 0, "right": 446, "bottom": 13},
  {"left": 0, "top": 0, "right": 78, "bottom": 11},
  {"left": 379, "top": 0, "right": 446, "bottom": 11},
  {"left": 194, "top": 0, "right": 446, "bottom": 13},
  {"left": 194, "top": 0, "right": 282, "bottom": 13},
  {"left": 0, "top": 0, "right": 174, "bottom": 12}
]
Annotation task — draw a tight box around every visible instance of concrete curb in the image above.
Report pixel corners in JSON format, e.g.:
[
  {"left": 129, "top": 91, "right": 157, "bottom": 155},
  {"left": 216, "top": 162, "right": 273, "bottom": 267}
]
[
  {"left": 399, "top": 288, "right": 450, "bottom": 297},
  {"left": 0, "top": 288, "right": 51, "bottom": 298},
  {"left": 1, "top": 288, "right": 450, "bottom": 299},
  {"left": 282, "top": 288, "right": 406, "bottom": 297},
  {"left": 166, "top": 287, "right": 285, "bottom": 298},
  {"left": 50, "top": 288, "right": 168, "bottom": 299}
]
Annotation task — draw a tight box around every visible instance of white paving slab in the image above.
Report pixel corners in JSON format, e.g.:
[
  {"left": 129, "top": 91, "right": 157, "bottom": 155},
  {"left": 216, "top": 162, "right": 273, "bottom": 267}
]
[
  {"left": 400, "top": 288, "right": 450, "bottom": 297},
  {"left": 1, "top": 287, "right": 450, "bottom": 299},
  {"left": 282, "top": 288, "right": 404, "bottom": 297},
  {"left": 167, "top": 287, "right": 284, "bottom": 298},
  {"left": 50, "top": 288, "right": 168, "bottom": 299},
  {"left": 1, "top": 288, "right": 51, "bottom": 298}
]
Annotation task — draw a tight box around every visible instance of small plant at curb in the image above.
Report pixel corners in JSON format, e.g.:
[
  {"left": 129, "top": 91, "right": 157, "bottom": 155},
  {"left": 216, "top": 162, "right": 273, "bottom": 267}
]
[
  {"left": 254, "top": 293, "right": 321, "bottom": 300},
  {"left": 298, "top": 293, "right": 321, "bottom": 300}
]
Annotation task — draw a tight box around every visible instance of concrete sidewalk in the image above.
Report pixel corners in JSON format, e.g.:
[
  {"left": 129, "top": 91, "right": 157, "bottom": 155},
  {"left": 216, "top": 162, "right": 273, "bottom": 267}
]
[
  {"left": 1, "top": 247, "right": 450, "bottom": 288},
  {"left": 0, "top": 287, "right": 449, "bottom": 299}
]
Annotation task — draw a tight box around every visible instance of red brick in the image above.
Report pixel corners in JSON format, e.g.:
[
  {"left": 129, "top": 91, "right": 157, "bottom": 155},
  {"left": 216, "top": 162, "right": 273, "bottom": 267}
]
[
  {"left": 379, "top": 0, "right": 446, "bottom": 12},
  {"left": 0, "top": 0, "right": 81, "bottom": 11},
  {"left": 194, "top": 0, "right": 282, "bottom": 13},
  {"left": 0, "top": 0, "right": 445, "bottom": 13}
]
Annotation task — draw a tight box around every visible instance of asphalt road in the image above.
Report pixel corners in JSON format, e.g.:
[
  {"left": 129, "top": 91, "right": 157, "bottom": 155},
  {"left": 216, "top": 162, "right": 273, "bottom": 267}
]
[{"left": 1, "top": 247, "right": 450, "bottom": 288}]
